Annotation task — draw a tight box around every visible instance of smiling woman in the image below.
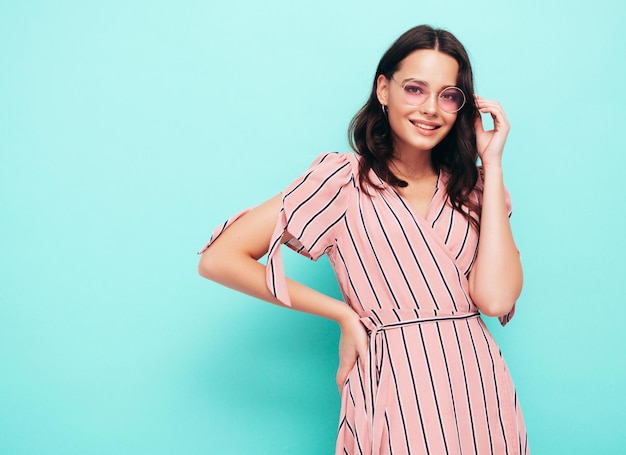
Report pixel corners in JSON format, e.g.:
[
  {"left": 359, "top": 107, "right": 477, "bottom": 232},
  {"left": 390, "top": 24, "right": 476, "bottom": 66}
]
[
  {"left": 377, "top": 50, "right": 461, "bottom": 159},
  {"left": 198, "top": 24, "right": 527, "bottom": 454}
]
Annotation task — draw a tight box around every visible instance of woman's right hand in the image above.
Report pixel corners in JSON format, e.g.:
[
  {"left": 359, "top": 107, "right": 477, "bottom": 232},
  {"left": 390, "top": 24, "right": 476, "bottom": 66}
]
[{"left": 336, "top": 312, "right": 369, "bottom": 391}]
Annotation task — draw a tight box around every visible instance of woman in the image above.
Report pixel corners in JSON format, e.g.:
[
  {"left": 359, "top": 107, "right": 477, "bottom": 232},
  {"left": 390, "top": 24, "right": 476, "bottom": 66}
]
[{"left": 198, "top": 25, "right": 528, "bottom": 455}]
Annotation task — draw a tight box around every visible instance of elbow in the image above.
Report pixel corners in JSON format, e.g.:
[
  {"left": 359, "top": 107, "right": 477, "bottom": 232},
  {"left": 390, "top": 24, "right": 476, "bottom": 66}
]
[
  {"left": 478, "top": 298, "right": 517, "bottom": 318},
  {"left": 470, "top": 270, "right": 523, "bottom": 318},
  {"left": 472, "top": 287, "right": 521, "bottom": 317},
  {"left": 198, "top": 249, "right": 221, "bottom": 281}
]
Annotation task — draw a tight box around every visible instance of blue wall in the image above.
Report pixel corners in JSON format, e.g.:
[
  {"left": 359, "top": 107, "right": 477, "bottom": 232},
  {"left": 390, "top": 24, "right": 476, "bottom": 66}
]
[{"left": 1, "top": 1, "right": 625, "bottom": 453}]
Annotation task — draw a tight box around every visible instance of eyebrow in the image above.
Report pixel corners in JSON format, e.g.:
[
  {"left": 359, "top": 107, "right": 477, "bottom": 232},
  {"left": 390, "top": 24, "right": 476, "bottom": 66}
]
[{"left": 400, "top": 78, "right": 458, "bottom": 90}]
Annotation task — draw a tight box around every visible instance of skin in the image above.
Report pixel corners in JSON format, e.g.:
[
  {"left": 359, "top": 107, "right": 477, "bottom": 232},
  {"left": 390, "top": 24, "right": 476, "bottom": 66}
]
[
  {"left": 198, "top": 49, "right": 522, "bottom": 391},
  {"left": 376, "top": 50, "right": 460, "bottom": 218}
]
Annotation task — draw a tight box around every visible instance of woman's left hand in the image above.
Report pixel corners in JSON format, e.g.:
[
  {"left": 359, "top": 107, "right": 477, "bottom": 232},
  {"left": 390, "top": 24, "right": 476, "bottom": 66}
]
[{"left": 474, "top": 96, "right": 510, "bottom": 167}]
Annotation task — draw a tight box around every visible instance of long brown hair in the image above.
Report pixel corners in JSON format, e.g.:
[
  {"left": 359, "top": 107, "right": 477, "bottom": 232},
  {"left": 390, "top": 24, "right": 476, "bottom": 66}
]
[{"left": 349, "top": 25, "right": 481, "bottom": 224}]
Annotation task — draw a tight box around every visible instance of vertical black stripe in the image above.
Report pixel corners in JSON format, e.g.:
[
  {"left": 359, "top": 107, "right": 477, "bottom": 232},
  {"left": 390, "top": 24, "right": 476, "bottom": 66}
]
[
  {"left": 384, "top": 412, "right": 394, "bottom": 454},
  {"left": 335, "top": 244, "right": 367, "bottom": 312},
  {"left": 436, "top": 322, "right": 464, "bottom": 455},
  {"left": 445, "top": 208, "right": 455, "bottom": 244},
  {"left": 383, "top": 330, "right": 414, "bottom": 454},
  {"left": 466, "top": 320, "right": 495, "bottom": 455},
  {"left": 455, "top": 218, "right": 471, "bottom": 260},
  {"left": 431, "top": 195, "right": 448, "bottom": 228},
  {"left": 398, "top": 327, "right": 431, "bottom": 454},
  {"left": 452, "top": 322, "right": 479, "bottom": 454},
  {"left": 418, "top": 325, "right": 450, "bottom": 454},
  {"left": 476, "top": 322, "right": 511, "bottom": 454}
]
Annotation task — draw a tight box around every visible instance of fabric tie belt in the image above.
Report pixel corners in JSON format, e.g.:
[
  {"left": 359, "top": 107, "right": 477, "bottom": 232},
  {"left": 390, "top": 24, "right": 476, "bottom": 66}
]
[{"left": 357, "top": 310, "right": 481, "bottom": 455}]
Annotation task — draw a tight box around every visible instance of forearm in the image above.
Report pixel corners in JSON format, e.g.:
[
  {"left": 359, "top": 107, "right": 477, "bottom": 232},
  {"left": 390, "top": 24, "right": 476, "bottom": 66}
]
[
  {"left": 199, "top": 250, "right": 358, "bottom": 325},
  {"left": 469, "top": 164, "right": 523, "bottom": 316}
]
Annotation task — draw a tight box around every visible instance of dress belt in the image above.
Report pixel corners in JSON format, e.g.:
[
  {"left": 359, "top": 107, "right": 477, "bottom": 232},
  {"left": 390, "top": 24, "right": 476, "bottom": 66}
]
[{"left": 356, "top": 310, "right": 480, "bottom": 455}]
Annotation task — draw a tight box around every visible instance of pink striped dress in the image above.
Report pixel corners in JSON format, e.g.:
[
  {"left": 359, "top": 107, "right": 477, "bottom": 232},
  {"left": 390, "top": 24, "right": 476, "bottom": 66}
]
[{"left": 200, "top": 152, "right": 528, "bottom": 455}]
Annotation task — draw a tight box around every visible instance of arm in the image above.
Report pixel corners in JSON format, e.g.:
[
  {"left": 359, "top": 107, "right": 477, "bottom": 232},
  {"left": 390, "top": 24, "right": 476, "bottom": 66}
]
[
  {"left": 198, "top": 194, "right": 367, "bottom": 388},
  {"left": 468, "top": 97, "right": 523, "bottom": 317}
]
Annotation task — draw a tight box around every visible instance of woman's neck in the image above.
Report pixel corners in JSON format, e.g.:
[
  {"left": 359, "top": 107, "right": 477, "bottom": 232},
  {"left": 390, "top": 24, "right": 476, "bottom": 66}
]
[{"left": 390, "top": 151, "right": 437, "bottom": 183}]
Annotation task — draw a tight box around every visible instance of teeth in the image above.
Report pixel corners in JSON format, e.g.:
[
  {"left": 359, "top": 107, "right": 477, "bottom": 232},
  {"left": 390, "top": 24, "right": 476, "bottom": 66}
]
[{"left": 413, "top": 122, "right": 437, "bottom": 130}]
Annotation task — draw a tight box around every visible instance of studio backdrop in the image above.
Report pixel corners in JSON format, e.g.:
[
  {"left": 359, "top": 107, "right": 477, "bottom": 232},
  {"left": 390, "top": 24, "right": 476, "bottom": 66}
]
[{"left": 1, "top": 1, "right": 625, "bottom": 454}]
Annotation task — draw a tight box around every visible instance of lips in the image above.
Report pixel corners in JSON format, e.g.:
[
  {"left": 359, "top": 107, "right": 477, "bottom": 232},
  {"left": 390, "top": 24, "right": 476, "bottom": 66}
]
[{"left": 410, "top": 120, "right": 440, "bottom": 130}]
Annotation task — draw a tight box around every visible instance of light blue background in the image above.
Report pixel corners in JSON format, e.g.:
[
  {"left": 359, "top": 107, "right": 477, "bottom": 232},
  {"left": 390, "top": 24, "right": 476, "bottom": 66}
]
[{"left": 1, "top": 1, "right": 625, "bottom": 454}]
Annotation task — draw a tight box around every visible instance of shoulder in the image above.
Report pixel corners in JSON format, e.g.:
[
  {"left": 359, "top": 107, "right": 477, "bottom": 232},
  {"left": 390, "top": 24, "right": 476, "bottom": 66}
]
[
  {"left": 286, "top": 152, "right": 358, "bottom": 194},
  {"left": 280, "top": 153, "right": 358, "bottom": 253},
  {"left": 306, "top": 152, "right": 359, "bottom": 175}
]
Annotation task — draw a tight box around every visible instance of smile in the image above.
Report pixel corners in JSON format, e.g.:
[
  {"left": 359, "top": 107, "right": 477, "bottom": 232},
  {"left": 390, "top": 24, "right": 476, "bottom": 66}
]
[{"left": 410, "top": 121, "right": 440, "bottom": 130}]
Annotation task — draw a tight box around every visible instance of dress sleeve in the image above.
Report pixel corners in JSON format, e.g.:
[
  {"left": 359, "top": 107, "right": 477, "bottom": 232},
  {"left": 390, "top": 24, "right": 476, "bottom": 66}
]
[
  {"left": 474, "top": 167, "right": 516, "bottom": 327},
  {"left": 198, "top": 153, "right": 356, "bottom": 307},
  {"left": 266, "top": 152, "right": 355, "bottom": 306},
  {"left": 197, "top": 208, "right": 252, "bottom": 255}
]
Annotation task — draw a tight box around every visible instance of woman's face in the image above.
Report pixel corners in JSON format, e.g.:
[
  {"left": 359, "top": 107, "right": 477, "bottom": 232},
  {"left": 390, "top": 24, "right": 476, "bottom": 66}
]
[{"left": 377, "top": 49, "right": 460, "bottom": 157}]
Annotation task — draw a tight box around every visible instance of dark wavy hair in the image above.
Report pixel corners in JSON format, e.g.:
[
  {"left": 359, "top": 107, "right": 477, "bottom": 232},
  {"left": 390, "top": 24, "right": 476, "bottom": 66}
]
[{"left": 349, "top": 25, "right": 481, "bottom": 224}]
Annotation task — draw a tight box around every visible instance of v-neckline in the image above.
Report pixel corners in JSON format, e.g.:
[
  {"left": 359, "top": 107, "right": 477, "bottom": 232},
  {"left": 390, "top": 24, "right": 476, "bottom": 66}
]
[{"left": 392, "top": 171, "right": 443, "bottom": 223}]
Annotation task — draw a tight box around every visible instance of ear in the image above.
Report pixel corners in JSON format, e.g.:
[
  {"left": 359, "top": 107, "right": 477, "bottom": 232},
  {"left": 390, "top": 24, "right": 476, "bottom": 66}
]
[{"left": 376, "top": 74, "right": 390, "bottom": 106}]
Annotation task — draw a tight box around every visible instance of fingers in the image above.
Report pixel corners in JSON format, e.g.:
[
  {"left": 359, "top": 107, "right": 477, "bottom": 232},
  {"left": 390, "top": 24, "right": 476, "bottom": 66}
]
[
  {"left": 358, "top": 340, "right": 369, "bottom": 369},
  {"left": 472, "top": 95, "right": 510, "bottom": 162},
  {"left": 474, "top": 95, "right": 502, "bottom": 109},
  {"left": 336, "top": 320, "right": 369, "bottom": 391},
  {"left": 336, "top": 347, "right": 368, "bottom": 391},
  {"left": 336, "top": 362, "right": 352, "bottom": 391},
  {"left": 336, "top": 338, "right": 357, "bottom": 391},
  {"left": 336, "top": 347, "right": 359, "bottom": 391},
  {"left": 474, "top": 95, "right": 509, "bottom": 132}
]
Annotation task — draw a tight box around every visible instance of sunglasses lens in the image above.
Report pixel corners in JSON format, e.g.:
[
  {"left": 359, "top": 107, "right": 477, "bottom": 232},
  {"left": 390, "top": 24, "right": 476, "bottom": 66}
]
[
  {"left": 398, "top": 78, "right": 466, "bottom": 113},
  {"left": 402, "top": 81, "right": 428, "bottom": 106},
  {"left": 439, "top": 87, "right": 465, "bottom": 113}
]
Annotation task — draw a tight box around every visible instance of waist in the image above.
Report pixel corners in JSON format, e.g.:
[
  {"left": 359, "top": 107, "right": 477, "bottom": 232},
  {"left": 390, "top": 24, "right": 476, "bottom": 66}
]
[{"left": 360, "top": 308, "right": 480, "bottom": 333}]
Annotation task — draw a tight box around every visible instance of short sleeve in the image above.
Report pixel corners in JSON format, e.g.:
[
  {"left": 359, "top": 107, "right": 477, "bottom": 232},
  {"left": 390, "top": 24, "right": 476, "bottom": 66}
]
[
  {"left": 197, "top": 208, "right": 252, "bottom": 255},
  {"left": 266, "top": 152, "right": 356, "bottom": 306}
]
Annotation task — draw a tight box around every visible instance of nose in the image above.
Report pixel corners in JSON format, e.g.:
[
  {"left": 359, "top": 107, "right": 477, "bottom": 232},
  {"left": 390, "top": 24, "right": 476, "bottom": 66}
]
[{"left": 420, "top": 92, "right": 439, "bottom": 116}]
